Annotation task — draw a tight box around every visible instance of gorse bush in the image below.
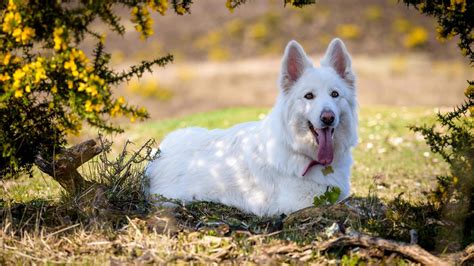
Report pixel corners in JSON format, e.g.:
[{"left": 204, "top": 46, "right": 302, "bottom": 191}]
[
  {"left": 403, "top": 0, "right": 473, "bottom": 249},
  {"left": 0, "top": 0, "right": 182, "bottom": 177}
]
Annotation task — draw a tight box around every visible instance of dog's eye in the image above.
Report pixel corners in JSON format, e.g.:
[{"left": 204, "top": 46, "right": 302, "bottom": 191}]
[
  {"left": 331, "top": 91, "right": 339, "bottom": 98},
  {"left": 304, "top": 92, "right": 314, "bottom": 100}
]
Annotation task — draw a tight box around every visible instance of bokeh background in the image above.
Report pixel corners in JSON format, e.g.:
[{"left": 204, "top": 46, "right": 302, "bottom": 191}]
[{"left": 82, "top": 0, "right": 471, "bottom": 121}]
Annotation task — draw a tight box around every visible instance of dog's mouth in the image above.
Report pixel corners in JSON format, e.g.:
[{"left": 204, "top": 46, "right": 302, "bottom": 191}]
[{"left": 303, "top": 121, "right": 335, "bottom": 176}]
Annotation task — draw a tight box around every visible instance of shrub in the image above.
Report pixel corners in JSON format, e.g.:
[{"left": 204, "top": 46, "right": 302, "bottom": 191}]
[
  {"left": 0, "top": 0, "right": 190, "bottom": 178},
  {"left": 403, "top": 0, "right": 473, "bottom": 250}
]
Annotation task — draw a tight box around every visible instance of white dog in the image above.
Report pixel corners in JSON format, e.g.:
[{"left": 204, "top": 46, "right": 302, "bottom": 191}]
[{"left": 146, "top": 39, "right": 358, "bottom": 217}]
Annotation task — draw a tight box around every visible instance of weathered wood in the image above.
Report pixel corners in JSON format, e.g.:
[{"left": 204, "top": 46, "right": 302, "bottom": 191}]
[
  {"left": 317, "top": 233, "right": 448, "bottom": 266},
  {"left": 35, "top": 139, "right": 102, "bottom": 193}
]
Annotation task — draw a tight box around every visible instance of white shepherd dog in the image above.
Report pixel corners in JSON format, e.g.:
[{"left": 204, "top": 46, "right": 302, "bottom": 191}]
[{"left": 146, "top": 39, "right": 358, "bottom": 217}]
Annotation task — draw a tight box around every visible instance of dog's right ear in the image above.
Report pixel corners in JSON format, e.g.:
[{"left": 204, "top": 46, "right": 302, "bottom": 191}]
[{"left": 279, "top": 40, "right": 312, "bottom": 92}]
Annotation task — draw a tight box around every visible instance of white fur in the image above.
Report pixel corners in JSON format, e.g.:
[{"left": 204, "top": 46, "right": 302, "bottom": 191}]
[{"left": 146, "top": 39, "right": 358, "bottom": 217}]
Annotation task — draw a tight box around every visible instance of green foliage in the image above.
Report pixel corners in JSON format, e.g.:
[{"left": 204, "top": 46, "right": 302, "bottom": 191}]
[
  {"left": 0, "top": 1, "right": 177, "bottom": 177},
  {"left": 410, "top": 84, "right": 473, "bottom": 248},
  {"left": 313, "top": 186, "right": 341, "bottom": 207},
  {"left": 403, "top": 0, "right": 473, "bottom": 249}
]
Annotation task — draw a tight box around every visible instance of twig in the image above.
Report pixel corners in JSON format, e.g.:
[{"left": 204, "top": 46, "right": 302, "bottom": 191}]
[
  {"left": 46, "top": 223, "right": 80, "bottom": 238},
  {"left": 317, "top": 232, "right": 448, "bottom": 266}
]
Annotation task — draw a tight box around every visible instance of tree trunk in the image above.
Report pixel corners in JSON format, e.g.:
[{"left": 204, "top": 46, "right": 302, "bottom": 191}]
[{"left": 35, "top": 139, "right": 102, "bottom": 194}]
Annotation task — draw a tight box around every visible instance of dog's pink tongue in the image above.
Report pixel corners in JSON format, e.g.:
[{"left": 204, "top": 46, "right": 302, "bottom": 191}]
[{"left": 316, "top": 128, "right": 333, "bottom": 165}]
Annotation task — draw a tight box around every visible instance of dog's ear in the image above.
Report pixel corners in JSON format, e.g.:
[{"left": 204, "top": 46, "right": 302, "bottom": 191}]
[
  {"left": 321, "top": 38, "right": 355, "bottom": 87},
  {"left": 279, "top": 40, "right": 312, "bottom": 92}
]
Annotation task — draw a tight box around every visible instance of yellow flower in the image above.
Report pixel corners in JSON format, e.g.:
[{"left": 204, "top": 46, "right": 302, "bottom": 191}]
[
  {"left": 51, "top": 85, "right": 58, "bottom": 93},
  {"left": 148, "top": 0, "right": 168, "bottom": 15},
  {"left": 2, "top": 12, "right": 21, "bottom": 33},
  {"left": 85, "top": 85, "right": 98, "bottom": 96},
  {"left": 3, "top": 53, "right": 12, "bottom": 65},
  {"left": 25, "top": 85, "right": 30, "bottom": 92},
  {"left": 12, "top": 28, "right": 22, "bottom": 39},
  {"left": 110, "top": 104, "right": 121, "bottom": 116},
  {"left": 135, "top": 24, "right": 143, "bottom": 33},
  {"left": 0, "top": 74, "right": 11, "bottom": 82},
  {"left": 226, "top": 0, "right": 234, "bottom": 13},
  {"left": 14, "top": 89, "right": 23, "bottom": 98},
  {"left": 8, "top": 0, "right": 17, "bottom": 10},
  {"left": 78, "top": 82, "right": 86, "bottom": 91},
  {"left": 465, "top": 84, "right": 474, "bottom": 98},
  {"left": 13, "top": 69, "right": 25, "bottom": 81},
  {"left": 53, "top": 27, "right": 67, "bottom": 51},
  {"left": 449, "top": 0, "right": 467, "bottom": 12},
  {"left": 117, "top": 96, "right": 125, "bottom": 105},
  {"left": 20, "top": 26, "right": 35, "bottom": 43},
  {"left": 84, "top": 100, "right": 93, "bottom": 112},
  {"left": 34, "top": 69, "right": 45, "bottom": 83},
  {"left": 176, "top": 5, "right": 186, "bottom": 15},
  {"left": 132, "top": 6, "right": 139, "bottom": 15}
]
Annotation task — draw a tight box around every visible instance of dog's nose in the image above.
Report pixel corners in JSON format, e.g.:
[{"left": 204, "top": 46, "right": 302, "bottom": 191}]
[{"left": 320, "top": 110, "right": 335, "bottom": 126}]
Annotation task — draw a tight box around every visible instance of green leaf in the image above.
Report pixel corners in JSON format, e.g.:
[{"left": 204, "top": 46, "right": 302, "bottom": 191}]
[
  {"left": 326, "top": 187, "right": 341, "bottom": 204},
  {"left": 313, "top": 186, "right": 341, "bottom": 207},
  {"left": 322, "top": 165, "right": 334, "bottom": 176}
]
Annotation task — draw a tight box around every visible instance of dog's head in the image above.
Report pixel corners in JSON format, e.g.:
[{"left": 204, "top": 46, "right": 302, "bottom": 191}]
[{"left": 277, "top": 39, "right": 358, "bottom": 164}]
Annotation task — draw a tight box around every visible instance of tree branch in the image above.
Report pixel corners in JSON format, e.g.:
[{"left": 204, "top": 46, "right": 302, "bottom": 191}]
[
  {"left": 317, "top": 233, "right": 448, "bottom": 266},
  {"left": 35, "top": 139, "right": 102, "bottom": 193}
]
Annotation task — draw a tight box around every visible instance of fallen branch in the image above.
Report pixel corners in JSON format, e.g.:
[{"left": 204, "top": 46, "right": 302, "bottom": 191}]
[
  {"left": 35, "top": 139, "right": 103, "bottom": 194},
  {"left": 317, "top": 233, "right": 448, "bottom": 266}
]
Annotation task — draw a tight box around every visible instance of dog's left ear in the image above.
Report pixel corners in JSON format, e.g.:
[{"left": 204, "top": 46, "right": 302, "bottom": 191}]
[
  {"left": 279, "top": 40, "right": 312, "bottom": 92},
  {"left": 321, "top": 38, "right": 355, "bottom": 87}
]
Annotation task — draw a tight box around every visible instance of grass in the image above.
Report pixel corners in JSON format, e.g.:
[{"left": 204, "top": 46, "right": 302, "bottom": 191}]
[{"left": 0, "top": 106, "right": 452, "bottom": 264}]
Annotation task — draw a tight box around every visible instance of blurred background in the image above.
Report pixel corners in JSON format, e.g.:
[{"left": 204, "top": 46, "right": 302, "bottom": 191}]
[{"left": 84, "top": 0, "right": 471, "bottom": 121}]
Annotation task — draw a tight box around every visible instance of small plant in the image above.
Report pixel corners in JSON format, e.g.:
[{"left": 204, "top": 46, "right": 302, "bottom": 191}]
[
  {"left": 64, "top": 137, "right": 159, "bottom": 220},
  {"left": 313, "top": 187, "right": 341, "bottom": 207}
]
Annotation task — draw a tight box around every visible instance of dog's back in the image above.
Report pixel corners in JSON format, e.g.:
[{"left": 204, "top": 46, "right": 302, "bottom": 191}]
[{"left": 146, "top": 121, "right": 262, "bottom": 207}]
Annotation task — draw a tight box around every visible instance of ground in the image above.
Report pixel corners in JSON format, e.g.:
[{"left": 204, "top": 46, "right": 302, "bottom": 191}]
[{"left": 1, "top": 106, "right": 458, "bottom": 264}]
